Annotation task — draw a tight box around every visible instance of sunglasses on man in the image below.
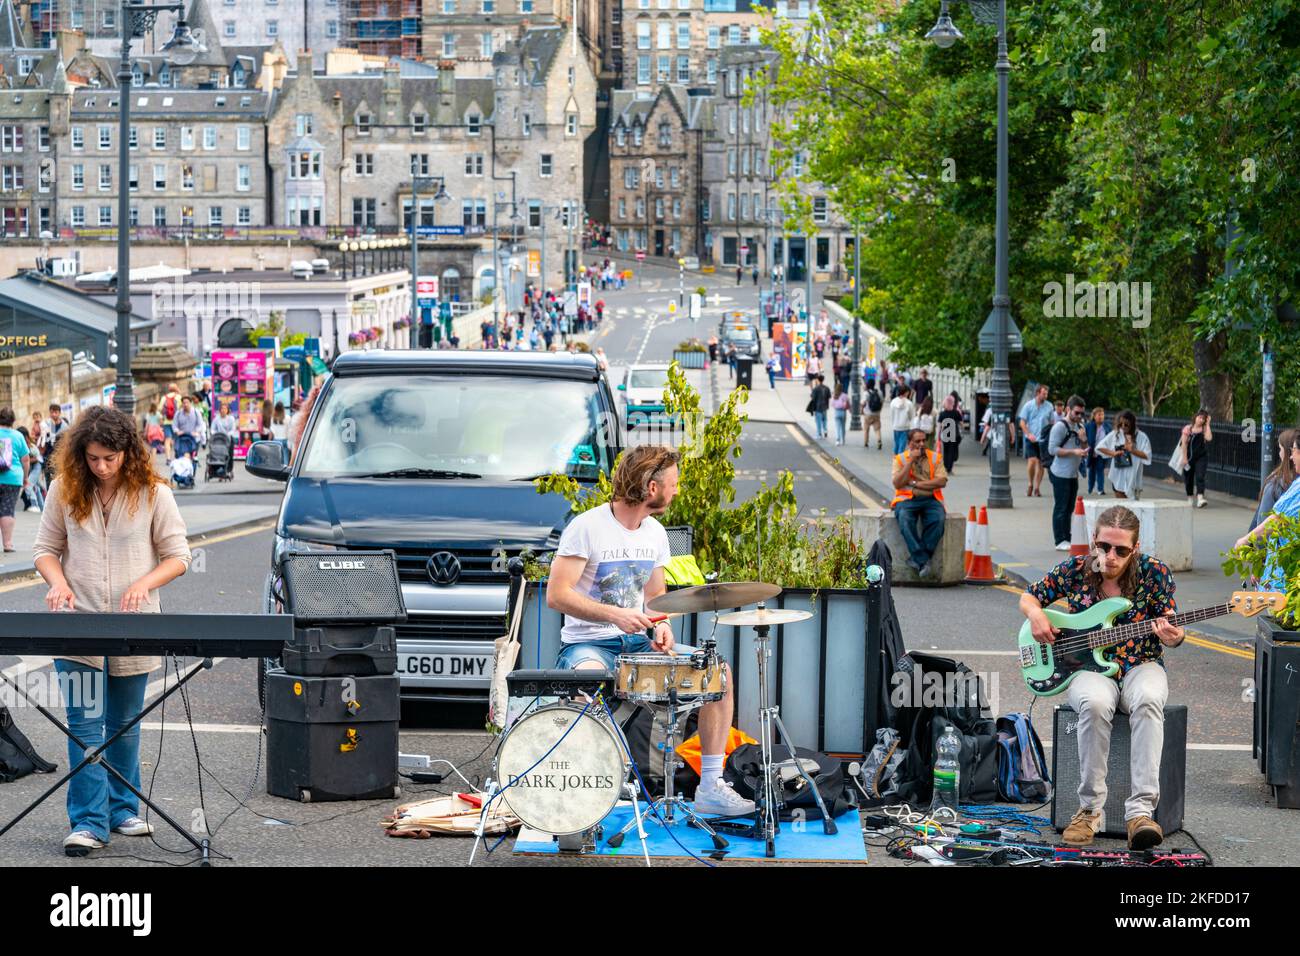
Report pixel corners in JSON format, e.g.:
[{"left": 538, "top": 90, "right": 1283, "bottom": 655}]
[{"left": 1093, "top": 541, "right": 1134, "bottom": 558}]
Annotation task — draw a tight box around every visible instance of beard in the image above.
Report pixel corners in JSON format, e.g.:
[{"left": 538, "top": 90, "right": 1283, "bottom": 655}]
[{"left": 645, "top": 490, "right": 670, "bottom": 514}]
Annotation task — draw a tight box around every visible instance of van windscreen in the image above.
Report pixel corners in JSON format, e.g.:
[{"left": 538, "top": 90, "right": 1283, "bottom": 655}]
[{"left": 296, "top": 374, "right": 614, "bottom": 481}]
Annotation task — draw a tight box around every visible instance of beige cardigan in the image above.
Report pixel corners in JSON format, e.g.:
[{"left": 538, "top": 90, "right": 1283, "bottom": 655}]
[{"left": 33, "top": 477, "right": 192, "bottom": 676}]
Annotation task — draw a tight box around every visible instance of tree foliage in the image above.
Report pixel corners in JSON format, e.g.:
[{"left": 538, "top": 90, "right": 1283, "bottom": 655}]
[{"left": 757, "top": 0, "right": 1300, "bottom": 421}]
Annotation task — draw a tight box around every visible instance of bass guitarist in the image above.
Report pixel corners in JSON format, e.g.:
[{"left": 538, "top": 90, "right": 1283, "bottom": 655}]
[{"left": 1017, "top": 505, "right": 1184, "bottom": 850}]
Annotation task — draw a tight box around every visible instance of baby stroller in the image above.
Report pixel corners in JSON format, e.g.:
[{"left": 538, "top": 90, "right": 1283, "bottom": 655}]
[
  {"left": 169, "top": 454, "right": 195, "bottom": 489},
  {"left": 206, "top": 432, "right": 235, "bottom": 482}
]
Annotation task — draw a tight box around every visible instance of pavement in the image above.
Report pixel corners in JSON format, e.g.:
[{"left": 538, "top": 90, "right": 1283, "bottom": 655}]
[{"left": 0, "top": 457, "right": 285, "bottom": 584}]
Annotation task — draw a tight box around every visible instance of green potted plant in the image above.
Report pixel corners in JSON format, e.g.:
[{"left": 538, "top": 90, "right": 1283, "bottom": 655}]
[{"left": 1223, "top": 514, "right": 1300, "bottom": 639}]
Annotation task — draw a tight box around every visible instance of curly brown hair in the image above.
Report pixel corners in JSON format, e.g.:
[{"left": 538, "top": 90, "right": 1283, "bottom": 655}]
[{"left": 53, "top": 405, "right": 163, "bottom": 525}]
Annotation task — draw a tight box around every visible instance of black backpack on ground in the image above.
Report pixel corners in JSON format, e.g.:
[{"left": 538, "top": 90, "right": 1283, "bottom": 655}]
[
  {"left": 0, "top": 705, "right": 57, "bottom": 783},
  {"left": 888, "top": 652, "right": 1000, "bottom": 807},
  {"left": 724, "top": 743, "right": 855, "bottom": 820}
]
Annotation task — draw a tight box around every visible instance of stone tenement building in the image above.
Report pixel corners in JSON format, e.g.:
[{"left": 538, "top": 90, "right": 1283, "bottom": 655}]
[
  {"left": 266, "top": 29, "right": 596, "bottom": 293},
  {"left": 606, "top": 83, "right": 711, "bottom": 259}
]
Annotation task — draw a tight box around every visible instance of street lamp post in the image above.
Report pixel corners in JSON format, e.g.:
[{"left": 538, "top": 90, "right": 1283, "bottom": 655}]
[
  {"left": 409, "top": 175, "right": 450, "bottom": 348},
  {"left": 850, "top": 222, "right": 862, "bottom": 431},
  {"left": 114, "top": 2, "right": 204, "bottom": 418},
  {"left": 928, "top": 0, "right": 1014, "bottom": 508}
]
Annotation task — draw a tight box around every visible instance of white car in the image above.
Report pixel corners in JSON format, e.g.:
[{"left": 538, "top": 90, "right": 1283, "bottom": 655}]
[{"left": 619, "top": 363, "right": 672, "bottom": 425}]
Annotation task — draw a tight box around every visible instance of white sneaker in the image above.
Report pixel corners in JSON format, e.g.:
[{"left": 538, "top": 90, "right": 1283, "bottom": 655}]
[
  {"left": 693, "top": 778, "right": 757, "bottom": 816},
  {"left": 1055, "top": 541, "right": 1071, "bottom": 551},
  {"left": 25, "top": 505, "right": 41, "bottom": 513},
  {"left": 112, "top": 815, "right": 154, "bottom": 837},
  {"left": 63, "top": 830, "right": 106, "bottom": 856},
  {"left": 1196, "top": 495, "right": 1207, "bottom": 509}
]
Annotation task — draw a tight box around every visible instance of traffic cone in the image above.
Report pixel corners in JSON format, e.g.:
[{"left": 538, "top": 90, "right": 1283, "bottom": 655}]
[
  {"left": 965, "top": 506, "right": 999, "bottom": 584},
  {"left": 1069, "top": 496, "right": 1089, "bottom": 558},
  {"left": 963, "top": 505, "right": 976, "bottom": 575}
]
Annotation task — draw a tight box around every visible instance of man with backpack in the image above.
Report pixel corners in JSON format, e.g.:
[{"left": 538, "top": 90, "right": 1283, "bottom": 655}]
[{"left": 863, "top": 381, "right": 884, "bottom": 449}]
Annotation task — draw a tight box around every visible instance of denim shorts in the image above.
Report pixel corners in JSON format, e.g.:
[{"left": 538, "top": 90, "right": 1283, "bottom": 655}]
[{"left": 556, "top": 634, "right": 699, "bottom": 670}]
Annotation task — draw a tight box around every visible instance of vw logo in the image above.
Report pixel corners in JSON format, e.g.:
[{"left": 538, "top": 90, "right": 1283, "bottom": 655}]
[{"left": 426, "top": 552, "right": 461, "bottom": 586}]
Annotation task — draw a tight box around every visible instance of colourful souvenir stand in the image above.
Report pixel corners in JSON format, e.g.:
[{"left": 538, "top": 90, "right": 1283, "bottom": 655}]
[{"left": 210, "top": 349, "right": 273, "bottom": 459}]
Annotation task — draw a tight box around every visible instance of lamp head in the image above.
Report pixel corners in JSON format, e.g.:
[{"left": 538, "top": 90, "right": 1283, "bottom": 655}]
[
  {"left": 926, "top": 2, "right": 964, "bottom": 48},
  {"left": 161, "top": 20, "right": 207, "bottom": 66}
]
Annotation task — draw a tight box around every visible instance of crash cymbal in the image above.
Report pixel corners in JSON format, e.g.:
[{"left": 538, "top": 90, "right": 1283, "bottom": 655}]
[
  {"left": 716, "top": 608, "right": 813, "bottom": 628},
  {"left": 646, "top": 582, "right": 782, "bottom": 615}
]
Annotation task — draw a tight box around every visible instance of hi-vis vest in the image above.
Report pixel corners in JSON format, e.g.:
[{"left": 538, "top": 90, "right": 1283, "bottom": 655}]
[{"left": 891, "top": 450, "right": 944, "bottom": 507}]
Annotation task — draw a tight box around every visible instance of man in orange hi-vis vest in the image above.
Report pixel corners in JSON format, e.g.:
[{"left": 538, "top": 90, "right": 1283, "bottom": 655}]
[{"left": 891, "top": 428, "right": 949, "bottom": 578}]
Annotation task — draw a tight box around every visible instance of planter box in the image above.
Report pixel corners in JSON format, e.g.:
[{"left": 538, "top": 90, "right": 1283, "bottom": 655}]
[
  {"left": 1254, "top": 615, "right": 1300, "bottom": 809},
  {"left": 517, "top": 582, "right": 883, "bottom": 756},
  {"left": 672, "top": 350, "right": 707, "bottom": 369}
]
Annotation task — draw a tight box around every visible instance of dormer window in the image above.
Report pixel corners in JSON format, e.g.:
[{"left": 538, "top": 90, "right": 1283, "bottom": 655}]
[
  {"left": 412, "top": 113, "right": 427, "bottom": 134},
  {"left": 357, "top": 113, "right": 372, "bottom": 134},
  {"left": 467, "top": 113, "right": 481, "bottom": 136}
]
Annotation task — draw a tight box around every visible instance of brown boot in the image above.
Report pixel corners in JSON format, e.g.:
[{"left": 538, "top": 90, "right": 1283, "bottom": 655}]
[
  {"left": 1062, "top": 808, "right": 1102, "bottom": 846},
  {"left": 1127, "top": 816, "right": 1163, "bottom": 851}
]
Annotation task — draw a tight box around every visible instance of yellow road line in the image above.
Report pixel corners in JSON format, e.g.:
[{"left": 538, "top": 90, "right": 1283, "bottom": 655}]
[
  {"left": 0, "top": 519, "right": 276, "bottom": 593},
  {"left": 1184, "top": 632, "right": 1254, "bottom": 660},
  {"left": 784, "top": 424, "right": 879, "bottom": 511}
]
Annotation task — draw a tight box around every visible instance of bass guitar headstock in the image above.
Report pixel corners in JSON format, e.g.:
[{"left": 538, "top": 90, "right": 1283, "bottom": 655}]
[{"left": 1229, "top": 591, "right": 1286, "bottom": 618}]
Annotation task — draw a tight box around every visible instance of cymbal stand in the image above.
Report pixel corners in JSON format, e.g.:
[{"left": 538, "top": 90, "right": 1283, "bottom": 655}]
[{"left": 747, "top": 610, "right": 839, "bottom": 857}]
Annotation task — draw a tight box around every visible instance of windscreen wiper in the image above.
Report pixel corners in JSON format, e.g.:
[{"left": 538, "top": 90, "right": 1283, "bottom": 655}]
[{"left": 358, "top": 468, "right": 482, "bottom": 479}]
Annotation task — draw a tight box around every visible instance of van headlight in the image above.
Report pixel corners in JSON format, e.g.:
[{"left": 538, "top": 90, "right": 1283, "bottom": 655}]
[{"left": 273, "top": 534, "right": 339, "bottom": 566}]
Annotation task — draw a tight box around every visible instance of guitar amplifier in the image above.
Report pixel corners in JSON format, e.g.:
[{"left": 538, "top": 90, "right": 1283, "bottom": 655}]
[{"left": 1051, "top": 704, "right": 1187, "bottom": 838}]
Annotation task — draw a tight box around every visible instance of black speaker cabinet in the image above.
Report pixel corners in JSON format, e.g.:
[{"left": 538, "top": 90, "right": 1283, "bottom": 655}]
[
  {"left": 266, "top": 671, "right": 400, "bottom": 802},
  {"left": 280, "top": 550, "right": 406, "bottom": 626},
  {"left": 1051, "top": 703, "right": 1187, "bottom": 837}
]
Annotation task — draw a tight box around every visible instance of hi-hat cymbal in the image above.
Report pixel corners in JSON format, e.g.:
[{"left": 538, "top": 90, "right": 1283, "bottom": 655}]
[
  {"left": 646, "top": 582, "right": 782, "bottom": 615},
  {"left": 716, "top": 608, "right": 813, "bottom": 628}
]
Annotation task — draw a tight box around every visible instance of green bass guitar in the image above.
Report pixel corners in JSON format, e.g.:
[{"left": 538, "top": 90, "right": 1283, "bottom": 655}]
[{"left": 1018, "top": 590, "right": 1281, "bottom": 697}]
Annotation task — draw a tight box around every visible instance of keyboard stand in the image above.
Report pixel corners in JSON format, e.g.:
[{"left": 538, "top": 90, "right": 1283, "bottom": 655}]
[{"left": 0, "top": 657, "right": 218, "bottom": 865}]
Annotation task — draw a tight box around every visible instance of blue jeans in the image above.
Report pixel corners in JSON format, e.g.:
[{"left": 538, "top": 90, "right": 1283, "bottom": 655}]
[
  {"left": 767, "top": 369, "right": 776, "bottom": 389},
  {"left": 1087, "top": 457, "right": 1107, "bottom": 494},
  {"left": 893, "top": 497, "right": 946, "bottom": 567},
  {"left": 834, "top": 409, "right": 847, "bottom": 443},
  {"left": 53, "top": 659, "right": 149, "bottom": 841},
  {"left": 556, "top": 634, "right": 698, "bottom": 670},
  {"left": 893, "top": 429, "right": 910, "bottom": 455},
  {"left": 813, "top": 410, "right": 828, "bottom": 437}
]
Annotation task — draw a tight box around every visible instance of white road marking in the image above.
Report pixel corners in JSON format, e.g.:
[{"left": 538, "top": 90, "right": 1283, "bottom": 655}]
[
  {"left": 1037, "top": 740, "right": 1251, "bottom": 752},
  {"left": 145, "top": 658, "right": 227, "bottom": 702}
]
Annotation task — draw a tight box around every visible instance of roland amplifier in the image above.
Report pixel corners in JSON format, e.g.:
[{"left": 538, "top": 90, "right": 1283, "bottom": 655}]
[
  {"left": 1051, "top": 704, "right": 1187, "bottom": 837},
  {"left": 279, "top": 550, "right": 406, "bottom": 626}
]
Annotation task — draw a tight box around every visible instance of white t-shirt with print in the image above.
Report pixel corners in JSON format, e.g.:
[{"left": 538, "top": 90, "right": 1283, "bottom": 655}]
[{"left": 556, "top": 503, "right": 671, "bottom": 644}]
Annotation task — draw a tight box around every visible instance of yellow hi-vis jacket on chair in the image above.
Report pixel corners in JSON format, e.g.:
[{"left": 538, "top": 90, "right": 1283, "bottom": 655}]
[
  {"left": 890, "top": 450, "right": 945, "bottom": 508},
  {"left": 663, "top": 554, "right": 706, "bottom": 586}
]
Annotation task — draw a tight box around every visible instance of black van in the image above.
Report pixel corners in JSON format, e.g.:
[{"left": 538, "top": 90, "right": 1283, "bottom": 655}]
[{"left": 247, "top": 350, "right": 622, "bottom": 703}]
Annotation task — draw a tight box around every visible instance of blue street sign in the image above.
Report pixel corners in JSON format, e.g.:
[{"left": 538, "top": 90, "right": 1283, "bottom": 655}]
[
  {"left": 303, "top": 337, "right": 321, "bottom": 358},
  {"left": 413, "top": 225, "right": 466, "bottom": 237}
]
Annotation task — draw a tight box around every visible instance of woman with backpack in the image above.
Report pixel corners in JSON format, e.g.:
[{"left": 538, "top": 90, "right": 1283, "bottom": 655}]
[
  {"left": 937, "top": 394, "right": 963, "bottom": 473},
  {"left": 831, "top": 383, "right": 851, "bottom": 446},
  {"left": 33, "top": 406, "right": 192, "bottom": 857},
  {"left": 0, "top": 409, "right": 32, "bottom": 548}
]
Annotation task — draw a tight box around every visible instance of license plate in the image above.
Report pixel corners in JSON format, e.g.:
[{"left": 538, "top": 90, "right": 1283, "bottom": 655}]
[{"left": 397, "top": 653, "right": 493, "bottom": 679}]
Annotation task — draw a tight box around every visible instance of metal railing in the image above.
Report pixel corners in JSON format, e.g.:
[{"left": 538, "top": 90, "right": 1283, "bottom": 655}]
[{"left": 1137, "top": 415, "right": 1263, "bottom": 500}]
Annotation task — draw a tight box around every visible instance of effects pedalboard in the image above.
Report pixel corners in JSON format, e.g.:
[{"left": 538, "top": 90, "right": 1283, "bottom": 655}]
[{"left": 938, "top": 837, "right": 1209, "bottom": 867}]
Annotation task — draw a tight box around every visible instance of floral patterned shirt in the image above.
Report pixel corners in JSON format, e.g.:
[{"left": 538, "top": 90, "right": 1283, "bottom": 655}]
[{"left": 1026, "top": 554, "right": 1177, "bottom": 679}]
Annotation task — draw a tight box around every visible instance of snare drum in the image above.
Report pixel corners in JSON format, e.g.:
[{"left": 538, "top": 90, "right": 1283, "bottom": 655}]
[
  {"left": 615, "top": 651, "right": 727, "bottom": 704},
  {"left": 494, "top": 701, "right": 627, "bottom": 835}
]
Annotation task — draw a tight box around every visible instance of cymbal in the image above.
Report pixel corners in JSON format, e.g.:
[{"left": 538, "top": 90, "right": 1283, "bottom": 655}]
[
  {"left": 716, "top": 608, "right": 813, "bottom": 627},
  {"left": 646, "top": 582, "right": 782, "bottom": 615}
]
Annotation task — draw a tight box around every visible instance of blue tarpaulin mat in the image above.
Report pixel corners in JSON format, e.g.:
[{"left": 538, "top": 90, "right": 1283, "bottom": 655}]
[{"left": 513, "top": 804, "right": 867, "bottom": 863}]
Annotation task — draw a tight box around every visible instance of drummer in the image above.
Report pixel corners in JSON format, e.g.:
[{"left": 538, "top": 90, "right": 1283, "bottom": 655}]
[{"left": 546, "top": 444, "right": 756, "bottom": 817}]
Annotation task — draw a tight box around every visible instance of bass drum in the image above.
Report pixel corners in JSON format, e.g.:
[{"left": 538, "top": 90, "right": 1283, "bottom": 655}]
[{"left": 495, "top": 702, "right": 626, "bottom": 835}]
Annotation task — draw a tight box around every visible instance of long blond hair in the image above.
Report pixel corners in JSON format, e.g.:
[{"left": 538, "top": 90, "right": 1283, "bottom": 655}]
[{"left": 1085, "top": 505, "right": 1141, "bottom": 599}]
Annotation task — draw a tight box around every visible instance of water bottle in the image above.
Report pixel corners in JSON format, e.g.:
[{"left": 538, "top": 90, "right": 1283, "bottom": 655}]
[{"left": 930, "top": 725, "right": 961, "bottom": 814}]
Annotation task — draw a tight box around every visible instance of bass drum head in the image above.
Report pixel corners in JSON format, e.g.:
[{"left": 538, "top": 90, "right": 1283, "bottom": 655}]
[{"left": 495, "top": 703, "right": 625, "bottom": 835}]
